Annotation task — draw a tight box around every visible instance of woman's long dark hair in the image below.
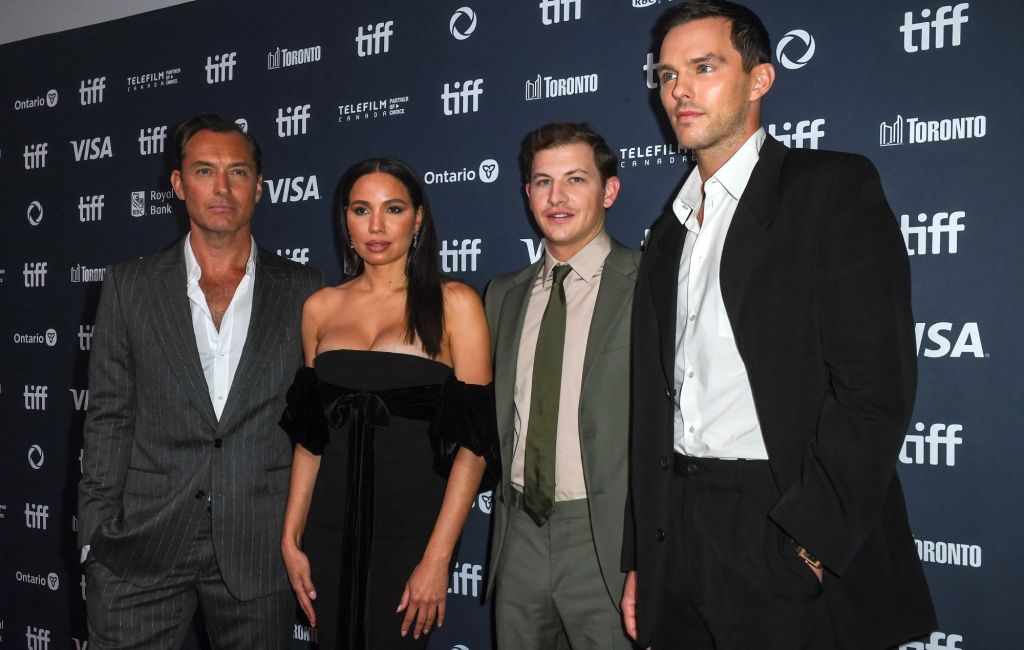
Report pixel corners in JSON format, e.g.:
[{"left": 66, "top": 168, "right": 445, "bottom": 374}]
[{"left": 336, "top": 157, "right": 445, "bottom": 358}]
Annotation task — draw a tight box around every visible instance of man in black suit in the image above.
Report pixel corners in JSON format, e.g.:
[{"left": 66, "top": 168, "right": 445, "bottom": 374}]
[
  {"left": 79, "top": 114, "right": 321, "bottom": 648},
  {"left": 621, "top": 2, "right": 936, "bottom": 648}
]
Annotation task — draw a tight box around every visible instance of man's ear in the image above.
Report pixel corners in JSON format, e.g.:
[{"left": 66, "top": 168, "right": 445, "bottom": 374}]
[
  {"left": 170, "top": 169, "right": 185, "bottom": 200},
  {"left": 748, "top": 62, "right": 775, "bottom": 102}
]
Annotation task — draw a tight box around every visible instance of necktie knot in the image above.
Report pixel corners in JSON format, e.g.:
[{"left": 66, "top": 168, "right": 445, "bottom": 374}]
[{"left": 551, "top": 263, "right": 571, "bottom": 287}]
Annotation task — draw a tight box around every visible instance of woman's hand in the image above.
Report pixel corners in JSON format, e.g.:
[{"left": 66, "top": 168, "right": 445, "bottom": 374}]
[
  {"left": 282, "top": 543, "right": 317, "bottom": 626},
  {"left": 397, "top": 555, "right": 449, "bottom": 639}
]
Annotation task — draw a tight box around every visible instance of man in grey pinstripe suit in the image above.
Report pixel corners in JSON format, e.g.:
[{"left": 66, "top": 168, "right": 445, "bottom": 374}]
[{"left": 79, "top": 114, "right": 322, "bottom": 649}]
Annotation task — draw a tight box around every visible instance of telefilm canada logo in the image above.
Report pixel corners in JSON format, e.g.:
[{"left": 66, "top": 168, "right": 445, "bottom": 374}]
[
  {"left": 879, "top": 114, "right": 986, "bottom": 146},
  {"left": 127, "top": 66, "right": 181, "bottom": 92},
  {"left": 619, "top": 142, "right": 690, "bottom": 169},
  {"left": 337, "top": 95, "right": 410, "bottom": 124},
  {"left": 13, "top": 89, "right": 58, "bottom": 110},
  {"left": 525, "top": 73, "right": 598, "bottom": 101}
]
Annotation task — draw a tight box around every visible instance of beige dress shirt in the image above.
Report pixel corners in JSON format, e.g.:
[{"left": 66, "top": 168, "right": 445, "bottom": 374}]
[{"left": 511, "top": 231, "right": 611, "bottom": 501}]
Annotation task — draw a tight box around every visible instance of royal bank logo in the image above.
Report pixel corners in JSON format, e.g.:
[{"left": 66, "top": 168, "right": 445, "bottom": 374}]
[
  {"left": 619, "top": 142, "right": 689, "bottom": 169},
  {"left": 23, "top": 143, "right": 48, "bottom": 170},
  {"left": 14, "top": 89, "right": 58, "bottom": 110},
  {"left": 28, "top": 444, "right": 45, "bottom": 469},
  {"left": 525, "top": 73, "right": 598, "bottom": 100},
  {"left": 901, "top": 632, "right": 964, "bottom": 650},
  {"left": 338, "top": 96, "right": 409, "bottom": 124},
  {"left": 23, "top": 262, "right": 47, "bottom": 287},
  {"left": 914, "top": 539, "right": 981, "bottom": 569},
  {"left": 776, "top": 29, "right": 815, "bottom": 69},
  {"left": 901, "top": 3, "right": 968, "bottom": 53},
  {"left": 25, "top": 503, "right": 49, "bottom": 529},
  {"left": 26, "top": 626, "right": 51, "bottom": 650},
  {"left": 632, "top": 0, "right": 657, "bottom": 7},
  {"left": 767, "top": 119, "right": 825, "bottom": 149},
  {"left": 26, "top": 201, "right": 44, "bottom": 226},
  {"left": 644, "top": 52, "right": 658, "bottom": 89},
  {"left": 356, "top": 21, "right": 394, "bottom": 57},
  {"left": 12, "top": 329, "right": 57, "bottom": 346},
  {"left": 447, "top": 562, "right": 483, "bottom": 597},
  {"left": 71, "top": 264, "right": 106, "bottom": 283},
  {"left": 440, "top": 239, "right": 482, "bottom": 272},
  {"left": 267, "top": 44, "right": 322, "bottom": 70},
  {"left": 131, "top": 189, "right": 174, "bottom": 216},
  {"left": 916, "top": 322, "right": 984, "bottom": 358},
  {"left": 78, "top": 325, "right": 94, "bottom": 351},
  {"left": 79, "top": 77, "right": 106, "bottom": 105},
  {"left": 276, "top": 104, "right": 311, "bottom": 137},
  {"left": 442, "top": 79, "right": 483, "bottom": 116},
  {"left": 423, "top": 159, "right": 499, "bottom": 185},
  {"left": 264, "top": 175, "right": 321, "bottom": 203},
  {"left": 276, "top": 248, "right": 311, "bottom": 265},
  {"left": 879, "top": 114, "right": 985, "bottom": 147},
  {"left": 139, "top": 126, "right": 167, "bottom": 155},
  {"left": 131, "top": 191, "right": 146, "bottom": 217},
  {"left": 901, "top": 423, "right": 963, "bottom": 466},
  {"left": 78, "top": 195, "right": 105, "bottom": 222},
  {"left": 205, "top": 52, "right": 237, "bottom": 84},
  {"left": 127, "top": 66, "right": 181, "bottom": 92},
  {"left": 540, "top": 0, "right": 581, "bottom": 25},
  {"left": 900, "top": 211, "right": 965, "bottom": 255},
  {"left": 71, "top": 136, "right": 113, "bottom": 161},
  {"left": 450, "top": 7, "right": 477, "bottom": 40}
]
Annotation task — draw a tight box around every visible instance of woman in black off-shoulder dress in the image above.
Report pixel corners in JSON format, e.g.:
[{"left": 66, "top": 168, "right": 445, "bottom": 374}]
[{"left": 279, "top": 158, "right": 497, "bottom": 650}]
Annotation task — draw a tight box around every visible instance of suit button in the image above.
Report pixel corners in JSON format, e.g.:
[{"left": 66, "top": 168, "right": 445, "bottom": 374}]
[
  {"left": 659, "top": 457, "right": 670, "bottom": 470},
  {"left": 687, "top": 463, "right": 698, "bottom": 475},
  {"left": 664, "top": 387, "right": 673, "bottom": 399},
  {"left": 195, "top": 490, "right": 206, "bottom": 500},
  {"left": 655, "top": 528, "right": 666, "bottom": 542},
  {"left": 213, "top": 438, "right": 223, "bottom": 448}
]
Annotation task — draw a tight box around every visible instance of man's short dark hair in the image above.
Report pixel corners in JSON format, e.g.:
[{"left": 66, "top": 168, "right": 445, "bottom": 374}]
[
  {"left": 519, "top": 122, "right": 618, "bottom": 184},
  {"left": 654, "top": 0, "right": 771, "bottom": 72},
  {"left": 174, "top": 113, "right": 262, "bottom": 174}
]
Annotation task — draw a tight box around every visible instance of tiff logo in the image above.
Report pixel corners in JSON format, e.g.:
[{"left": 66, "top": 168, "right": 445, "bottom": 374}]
[
  {"left": 25, "top": 503, "right": 49, "bottom": 529},
  {"left": 276, "top": 248, "right": 310, "bottom": 265},
  {"left": 24, "top": 143, "right": 48, "bottom": 169},
  {"left": 441, "top": 79, "right": 483, "bottom": 116},
  {"left": 78, "top": 195, "right": 105, "bottom": 222},
  {"left": 79, "top": 324, "right": 94, "bottom": 350},
  {"left": 767, "top": 119, "right": 825, "bottom": 149},
  {"left": 277, "top": 104, "right": 311, "bottom": 137},
  {"left": 206, "top": 52, "right": 237, "bottom": 84},
  {"left": 900, "top": 423, "right": 963, "bottom": 466},
  {"left": 70, "top": 389, "right": 90, "bottom": 411},
  {"left": 26, "top": 626, "right": 52, "bottom": 650},
  {"left": 356, "top": 21, "right": 394, "bottom": 57},
  {"left": 540, "top": 0, "right": 581, "bottom": 25},
  {"left": 900, "top": 632, "right": 963, "bottom": 649},
  {"left": 440, "top": 239, "right": 482, "bottom": 272},
  {"left": 24, "top": 385, "right": 49, "bottom": 410},
  {"left": 23, "top": 262, "right": 48, "bottom": 287},
  {"left": 644, "top": 52, "right": 658, "bottom": 89},
  {"left": 901, "top": 3, "right": 969, "bottom": 53},
  {"left": 448, "top": 562, "right": 483, "bottom": 597},
  {"left": 79, "top": 77, "right": 106, "bottom": 105},
  {"left": 138, "top": 126, "right": 167, "bottom": 155},
  {"left": 901, "top": 211, "right": 965, "bottom": 255}
]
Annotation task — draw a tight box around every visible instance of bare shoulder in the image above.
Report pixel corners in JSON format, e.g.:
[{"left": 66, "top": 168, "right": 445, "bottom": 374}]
[
  {"left": 442, "top": 279, "right": 484, "bottom": 316},
  {"left": 303, "top": 283, "right": 352, "bottom": 320}
]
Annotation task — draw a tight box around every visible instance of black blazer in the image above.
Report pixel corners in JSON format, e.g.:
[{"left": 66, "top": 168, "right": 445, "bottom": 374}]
[
  {"left": 624, "top": 137, "right": 936, "bottom": 648},
  {"left": 79, "top": 241, "right": 322, "bottom": 600}
]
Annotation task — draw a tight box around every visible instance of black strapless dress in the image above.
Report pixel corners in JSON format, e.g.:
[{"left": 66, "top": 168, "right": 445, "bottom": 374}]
[{"left": 279, "top": 350, "right": 498, "bottom": 650}]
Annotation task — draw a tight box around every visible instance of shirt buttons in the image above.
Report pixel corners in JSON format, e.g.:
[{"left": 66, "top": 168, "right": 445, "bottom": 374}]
[
  {"left": 688, "top": 313, "right": 696, "bottom": 322},
  {"left": 218, "top": 395, "right": 224, "bottom": 401},
  {"left": 687, "top": 371, "right": 695, "bottom": 379},
  {"left": 655, "top": 528, "right": 666, "bottom": 542},
  {"left": 689, "top": 425, "right": 695, "bottom": 433},
  {"left": 659, "top": 457, "right": 670, "bottom": 470}
]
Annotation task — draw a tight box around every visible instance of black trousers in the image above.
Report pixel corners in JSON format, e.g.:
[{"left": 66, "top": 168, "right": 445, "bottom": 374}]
[{"left": 651, "top": 454, "right": 836, "bottom": 650}]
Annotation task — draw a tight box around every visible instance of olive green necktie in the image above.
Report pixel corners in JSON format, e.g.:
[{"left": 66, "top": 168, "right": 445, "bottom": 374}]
[{"left": 524, "top": 263, "right": 572, "bottom": 526}]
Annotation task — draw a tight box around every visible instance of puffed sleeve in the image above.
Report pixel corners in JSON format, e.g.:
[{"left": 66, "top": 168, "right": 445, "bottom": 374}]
[
  {"left": 279, "top": 367, "right": 330, "bottom": 455},
  {"left": 429, "top": 375, "right": 501, "bottom": 491}
]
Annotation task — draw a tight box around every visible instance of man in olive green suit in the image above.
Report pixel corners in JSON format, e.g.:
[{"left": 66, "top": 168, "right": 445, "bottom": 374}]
[{"left": 485, "top": 122, "right": 640, "bottom": 649}]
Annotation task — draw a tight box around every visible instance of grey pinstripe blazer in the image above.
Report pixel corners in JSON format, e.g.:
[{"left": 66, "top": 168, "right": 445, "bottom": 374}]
[{"left": 78, "top": 240, "right": 322, "bottom": 600}]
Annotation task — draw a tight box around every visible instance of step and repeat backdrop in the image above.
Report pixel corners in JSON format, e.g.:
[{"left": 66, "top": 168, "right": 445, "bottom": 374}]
[{"left": 2, "top": 0, "right": 1021, "bottom": 648}]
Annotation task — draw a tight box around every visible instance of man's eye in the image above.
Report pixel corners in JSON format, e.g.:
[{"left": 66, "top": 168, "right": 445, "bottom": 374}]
[
  {"left": 659, "top": 71, "right": 677, "bottom": 84},
  {"left": 697, "top": 64, "right": 714, "bottom": 73}
]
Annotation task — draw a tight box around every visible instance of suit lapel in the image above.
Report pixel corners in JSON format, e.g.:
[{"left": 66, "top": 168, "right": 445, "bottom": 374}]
[
  {"left": 147, "top": 243, "right": 219, "bottom": 429},
  {"left": 581, "top": 241, "right": 635, "bottom": 388},
  {"left": 649, "top": 211, "right": 686, "bottom": 387},
  {"left": 720, "top": 136, "right": 786, "bottom": 321},
  {"left": 494, "top": 262, "right": 540, "bottom": 479}
]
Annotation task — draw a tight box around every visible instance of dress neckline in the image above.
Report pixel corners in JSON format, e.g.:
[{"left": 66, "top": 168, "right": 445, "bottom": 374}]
[{"left": 314, "top": 348, "right": 452, "bottom": 371}]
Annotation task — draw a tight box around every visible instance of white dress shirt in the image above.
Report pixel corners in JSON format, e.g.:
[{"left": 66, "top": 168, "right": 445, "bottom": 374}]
[
  {"left": 184, "top": 234, "right": 256, "bottom": 420},
  {"left": 672, "top": 128, "right": 768, "bottom": 459}
]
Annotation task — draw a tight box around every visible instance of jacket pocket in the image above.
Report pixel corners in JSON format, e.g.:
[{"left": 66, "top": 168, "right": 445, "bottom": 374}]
[{"left": 122, "top": 468, "right": 168, "bottom": 497}]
